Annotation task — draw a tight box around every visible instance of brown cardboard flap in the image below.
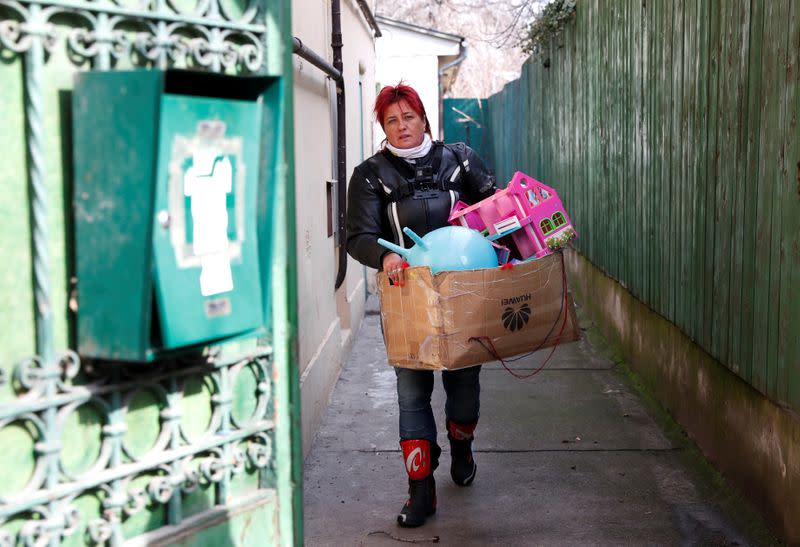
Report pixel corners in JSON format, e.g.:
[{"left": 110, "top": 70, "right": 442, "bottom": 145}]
[{"left": 378, "top": 253, "right": 580, "bottom": 370}]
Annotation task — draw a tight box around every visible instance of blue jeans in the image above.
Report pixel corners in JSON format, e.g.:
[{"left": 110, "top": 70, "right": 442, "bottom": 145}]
[{"left": 395, "top": 366, "right": 481, "bottom": 443}]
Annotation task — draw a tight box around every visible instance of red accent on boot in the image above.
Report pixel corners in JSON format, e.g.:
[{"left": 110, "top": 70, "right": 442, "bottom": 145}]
[
  {"left": 400, "top": 439, "right": 431, "bottom": 481},
  {"left": 446, "top": 420, "right": 477, "bottom": 441}
]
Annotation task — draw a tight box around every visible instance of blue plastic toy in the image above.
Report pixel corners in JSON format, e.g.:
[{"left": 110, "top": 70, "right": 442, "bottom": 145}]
[{"left": 377, "top": 226, "right": 499, "bottom": 274}]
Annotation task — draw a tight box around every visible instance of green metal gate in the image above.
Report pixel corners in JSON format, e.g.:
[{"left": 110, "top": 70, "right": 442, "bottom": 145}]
[{"left": 0, "top": 0, "right": 301, "bottom": 544}]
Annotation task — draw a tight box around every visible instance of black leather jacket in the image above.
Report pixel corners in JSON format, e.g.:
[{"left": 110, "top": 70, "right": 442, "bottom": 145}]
[{"left": 346, "top": 141, "right": 496, "bottom": 270}]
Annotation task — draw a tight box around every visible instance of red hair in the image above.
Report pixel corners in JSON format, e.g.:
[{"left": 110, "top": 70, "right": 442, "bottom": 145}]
[{"left": 374, "top": 82, "right": 432, "bottom": 136}]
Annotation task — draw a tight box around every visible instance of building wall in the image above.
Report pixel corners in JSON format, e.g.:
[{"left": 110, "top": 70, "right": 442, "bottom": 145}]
[
  {"left": 375, "top": 22, "right": 461, "bottom": 144},
  {"left": 0, "top": 58, "right": 35, "bottom": 367},
  {"left": 291, "top": 0, "right": 376, "bottom": 457},
  {"left": 375, "top": 55, "right": 439, "bottom": 140},
  {"left": 339, "top": 0, "right": 377, "bottom": 326}
]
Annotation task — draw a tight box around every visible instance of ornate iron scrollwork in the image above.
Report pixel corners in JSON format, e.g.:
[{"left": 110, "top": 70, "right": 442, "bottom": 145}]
[
  {"left": 247, "top": 432, "right": 272, "bottom": 468},
  {"left": 14, "top": 502, "right": 81, "bottom": 546},
  {"left": 147, "top": 475, "right": 175, "bottom": 505},
  {"left": 1, "top": 0, "right": 267, "bottom": 70},
  {"left": 86, "top": 517, "right": 113, "bottom": 545},
  {"left": 0, "top": 0, "right": 273, "bottom": 541},
  {"left": 66, "top": 12, "right": 132, "bottom": 66},
  {"left": 0, "top": 1, "right": 58, "bottom": 54},
  {"left": 0, "top": 353, "right": 275, "bottom": 543},
  {"left": 12, "top": 350, "right": 82, "bottom": 395},
  {"left": 124, "top": 487, "right": 148, "bottom": 517}
]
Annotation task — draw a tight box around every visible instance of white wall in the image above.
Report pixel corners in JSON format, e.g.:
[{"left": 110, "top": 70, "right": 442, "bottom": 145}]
[
  {"left": 292, "top": 0, "right": 377, "bottom": 458},
  {"left": 340, "top": 0, "right": 377, "bottom": 326},
  {"left": 375, "top": 21, "right": 461, "bottom": 145},
  {"left": 374, "top": 55, "right": 439, "bottom": 141}
]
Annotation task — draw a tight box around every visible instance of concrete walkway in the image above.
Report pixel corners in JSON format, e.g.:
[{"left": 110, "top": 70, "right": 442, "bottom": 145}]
[{"left": 303, "top": 295, "right": 773, "bottom": 546}]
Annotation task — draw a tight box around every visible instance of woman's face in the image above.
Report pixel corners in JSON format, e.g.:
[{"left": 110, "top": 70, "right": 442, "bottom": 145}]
[{"left": 383, "top": 99, "right": 427, "bottom": 149}]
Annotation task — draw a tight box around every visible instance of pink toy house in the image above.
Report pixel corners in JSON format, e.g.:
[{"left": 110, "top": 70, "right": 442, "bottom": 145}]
[{"left": 448, "top": 171, "right": 577, "bottom": 260}]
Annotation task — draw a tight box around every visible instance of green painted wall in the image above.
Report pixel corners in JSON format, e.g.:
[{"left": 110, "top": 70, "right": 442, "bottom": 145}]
[
  {"left": 0, "top": 57, "right": 37, "bottom": 378},
  {"left": 483, "top": 0, "right": 800, "bottom": 412},
  {"left": 154, "top": 497, "right": 277, "bottom": 547},
  {"left": 443, "top": 98, "right": 491, "bottom": 170}
]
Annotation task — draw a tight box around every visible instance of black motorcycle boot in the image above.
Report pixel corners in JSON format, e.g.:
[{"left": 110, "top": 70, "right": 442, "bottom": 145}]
[
  {"left": 447, "top": 420, "right": 477, "bottom": 486},
  {"left": 397, "top": 439, "right": 437, "bottom": 527}
]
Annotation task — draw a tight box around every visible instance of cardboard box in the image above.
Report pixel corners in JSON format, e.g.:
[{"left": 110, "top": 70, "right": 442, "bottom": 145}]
[{"left": 377, "top": 252, "right": 580, "bottom": 370}]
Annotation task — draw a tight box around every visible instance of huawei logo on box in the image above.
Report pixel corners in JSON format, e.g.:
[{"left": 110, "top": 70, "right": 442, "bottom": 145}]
[
  {"left": 501, "top": 293, "right": 531, "bottom": 306},
  {"left": 500, "top": 293, "right": 532, "bottom": 331},
  {"left": 502, "top": 303, "right": 532, "bottom": 332}
]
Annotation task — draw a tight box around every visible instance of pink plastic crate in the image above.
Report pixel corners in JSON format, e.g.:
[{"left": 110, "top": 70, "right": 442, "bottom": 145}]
[{"left": 448, "top": 171, "right": 577, "bottom": 260}]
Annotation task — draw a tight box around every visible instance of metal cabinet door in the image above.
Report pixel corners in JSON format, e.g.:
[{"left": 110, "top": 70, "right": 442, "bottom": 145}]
[{"left": 153, "top": 94, "right": 264, "bottom": 349}]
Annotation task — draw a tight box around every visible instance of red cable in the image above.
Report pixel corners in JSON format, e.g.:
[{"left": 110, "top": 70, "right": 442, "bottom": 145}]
[{"left": 469, "top": 252, "right": 569, "bottom": 380}]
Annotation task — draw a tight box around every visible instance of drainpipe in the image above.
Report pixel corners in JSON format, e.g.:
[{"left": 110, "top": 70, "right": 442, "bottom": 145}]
[
  {"left": 438, "top": 41, "right": 467, "bottom": 140},
  {"left": 290, "top": 10, "right": 347, "bottom": 290},
  {"left": 292, "top": 37, "right": 342, "bottom": 81},
  {"left": 331, "top": 0, "right": 347, "bottom": 290},
  {"left": 355, "top": 0, "right": 382, "bottom": 37}
]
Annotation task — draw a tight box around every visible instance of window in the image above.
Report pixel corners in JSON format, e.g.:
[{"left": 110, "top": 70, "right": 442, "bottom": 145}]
[
  {"left": 540, "top": 218, "right": 554, "bottom": 234},
  {"left": 552, "top": 212, "right": 566, "bottom": 228}
]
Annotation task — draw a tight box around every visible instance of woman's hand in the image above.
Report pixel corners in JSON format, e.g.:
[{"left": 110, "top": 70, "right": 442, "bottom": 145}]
[{"left": 382, "top": 252, "right": 407, "bottom": 287}]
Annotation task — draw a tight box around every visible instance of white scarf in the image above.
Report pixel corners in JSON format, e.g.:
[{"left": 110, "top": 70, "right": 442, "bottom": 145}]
[{"left": 385, "top": 133, "right": 433, "bottom": 161}]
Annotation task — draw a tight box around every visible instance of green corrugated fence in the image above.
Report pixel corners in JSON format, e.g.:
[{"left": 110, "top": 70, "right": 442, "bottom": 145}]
[
  {"left": 480, "top": 0, "right": 799, "bottom": 411},
  {"left": 443, "top": 98, "right": 492, "bottom": 170}
]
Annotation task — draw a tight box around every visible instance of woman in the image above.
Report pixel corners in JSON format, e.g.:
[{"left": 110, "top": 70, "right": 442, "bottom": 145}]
[{"left": 346, "top": 83, "right": 497, "bottom": 528}]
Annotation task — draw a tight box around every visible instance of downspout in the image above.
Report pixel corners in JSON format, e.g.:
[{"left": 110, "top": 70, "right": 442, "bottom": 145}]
[
  {"left": 358, "top": 77, "right": 369, "bottom": 301},
  {"left": 438, "top": 41, "right": 467, "bottom": 140},
  {"left": 355, "top": 0, "right": 382, "bottom": 37},
  {"left": 291, "top": 24, "right": 347, "bottom": 290},
  {"left": 331, "top": 0, "right": 347, "bottom": 290},
  {"left": 292, "top": 37, "right": 342, "bottom": 81}
]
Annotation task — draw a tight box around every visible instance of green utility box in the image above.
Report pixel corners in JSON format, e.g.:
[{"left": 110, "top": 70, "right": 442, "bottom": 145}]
[{"left": 73, "top": 70, "right": 271, "bottom": 362}]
